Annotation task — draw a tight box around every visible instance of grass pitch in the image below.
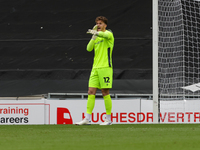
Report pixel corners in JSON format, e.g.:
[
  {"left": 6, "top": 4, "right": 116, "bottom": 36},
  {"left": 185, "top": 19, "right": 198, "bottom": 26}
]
[{"left": 0, "top": 124, "right": 200, "bottom": 150}]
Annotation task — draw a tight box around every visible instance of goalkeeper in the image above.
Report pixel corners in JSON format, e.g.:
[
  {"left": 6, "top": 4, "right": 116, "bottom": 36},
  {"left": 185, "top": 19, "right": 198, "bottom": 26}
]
[{"left": 76, "top": 16, "right": 114, "bottom": 125}]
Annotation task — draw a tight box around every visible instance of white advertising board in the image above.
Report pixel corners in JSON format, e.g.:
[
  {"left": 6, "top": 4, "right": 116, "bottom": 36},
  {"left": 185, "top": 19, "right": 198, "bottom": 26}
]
[
  {"left": 141, "top": 100, "right": 153, "bottom": 123},
  {"left": 47, "top": 99, "right": 200, "bottom": 124},
  {"left": 0, "top": 99, "right": 200, "bottom": 124},
  {"left": 0, "top": 100, "right": 46, "bottom": 125},
  {"left": 46, "top": 99, "right": 154, "bottom": 124},
  {"left": 160, "top": 100, "right": 200, "bottom": 123}
]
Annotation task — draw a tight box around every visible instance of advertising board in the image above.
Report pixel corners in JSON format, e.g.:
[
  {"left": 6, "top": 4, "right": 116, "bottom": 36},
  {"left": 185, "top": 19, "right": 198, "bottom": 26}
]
[
  {"left": 0, "top": 99, "right": 200, "bottom": 124},
  {"left": 0, "top": 100, "right": 46, "bottom": 125}
]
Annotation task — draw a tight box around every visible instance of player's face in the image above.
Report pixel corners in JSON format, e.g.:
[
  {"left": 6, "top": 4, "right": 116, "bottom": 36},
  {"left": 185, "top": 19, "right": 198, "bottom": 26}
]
[{"left": 96, "top": 20, "right": 107, "bottom": 32}]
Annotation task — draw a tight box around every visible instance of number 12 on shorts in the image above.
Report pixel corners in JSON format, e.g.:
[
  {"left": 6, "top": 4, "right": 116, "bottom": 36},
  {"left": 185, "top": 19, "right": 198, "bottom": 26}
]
[{"left": 103, "top": 77, "right": 110, "bottom": 83}]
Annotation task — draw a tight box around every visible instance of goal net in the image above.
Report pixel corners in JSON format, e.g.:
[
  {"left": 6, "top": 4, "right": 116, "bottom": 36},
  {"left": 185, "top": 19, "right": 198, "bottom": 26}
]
[{"left": 158, "top": 0, "right": 200, "bottom": 100}]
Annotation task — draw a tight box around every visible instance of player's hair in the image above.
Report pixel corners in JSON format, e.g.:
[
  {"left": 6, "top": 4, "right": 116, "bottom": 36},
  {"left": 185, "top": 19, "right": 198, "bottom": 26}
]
[{"left": 95, "top": 16, "right": 108, "bottom": 25}]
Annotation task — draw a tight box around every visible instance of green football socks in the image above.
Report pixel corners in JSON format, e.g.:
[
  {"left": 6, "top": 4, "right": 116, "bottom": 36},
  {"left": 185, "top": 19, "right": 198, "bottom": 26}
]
[
  {"left": 86, "top": 94, "right": 112, "bottom": 120},
  {"left": 103, "top": 94, "right": 112, "bottom": 115},
  {"left": 86, "top": 94, "right": 96, "bottom": 114}
]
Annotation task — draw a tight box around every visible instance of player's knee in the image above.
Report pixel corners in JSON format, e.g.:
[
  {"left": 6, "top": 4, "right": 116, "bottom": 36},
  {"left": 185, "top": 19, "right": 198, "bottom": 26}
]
[
  {"left": 88, "top": 89, "right": 96, "bottom": 95},
  {"left": 88, "top": 90, "right": 92, "bottom": 95},
  {"left": 101, "top": 89, "right": 109, "bottom": 96}
]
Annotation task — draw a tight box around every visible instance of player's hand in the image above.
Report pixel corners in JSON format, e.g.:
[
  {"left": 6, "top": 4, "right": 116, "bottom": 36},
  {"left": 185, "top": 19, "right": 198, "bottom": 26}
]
[
  {"left": 87, "top": 29, "right": 98, "bottom": 35},
  {"left": 92, "top": 25, "right": 98, "bottom": 31},
  {"left": 92, "top": 25, "right": 98, "bottom": 40},
  {"left": 87, "top": 25, "right": 98, "bottom": 40}
]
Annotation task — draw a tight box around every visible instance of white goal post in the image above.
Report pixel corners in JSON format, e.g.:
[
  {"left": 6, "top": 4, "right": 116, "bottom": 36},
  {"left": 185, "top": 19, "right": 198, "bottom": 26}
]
[
  {"left": 153, "top": 0, "right": 200, "bottom": 123},
  {"left": 153, "top": 0, "right": 159, "bottom": 123}
]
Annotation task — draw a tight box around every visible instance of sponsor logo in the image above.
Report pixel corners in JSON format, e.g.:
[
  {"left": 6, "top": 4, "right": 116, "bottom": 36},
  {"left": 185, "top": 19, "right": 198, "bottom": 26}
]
[
  {"left": 57, "top": 108, "right": 73, "bottom": 124},
  {"left": 82, "top": 112, "right": 153, "bottom": 123},
  {"left": 95, "top": 39, "right": 104, "bottom": 45},
  {"left": 0, "top": 107, "right": 29, "bottom": 116},
  {"left": 0, "top": 117, "right": 28, "bottom": 124},
  {"left": 160, "top": 112, "right": 200, "bottom": 122},
  {"left": 0, "top": 107, "right": 29, "bottom": 124},
  {"left": 81, "top": 112, "right": 200, "bottom": 123}
]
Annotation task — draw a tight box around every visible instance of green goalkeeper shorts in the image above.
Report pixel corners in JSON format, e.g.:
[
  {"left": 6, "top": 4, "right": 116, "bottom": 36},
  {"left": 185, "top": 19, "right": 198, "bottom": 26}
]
[{"left": 89, "top": 67, "right": 113, "bottom": 89}]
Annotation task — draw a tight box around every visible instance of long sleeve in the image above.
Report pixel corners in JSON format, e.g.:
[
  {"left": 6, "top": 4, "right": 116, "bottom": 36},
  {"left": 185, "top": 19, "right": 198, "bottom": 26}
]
[
  {"left": 87, "top": 39, "right": 95, "bottom": 52},
  {"left": 97, "top": 31, "right": 111, "bottom": 39}
]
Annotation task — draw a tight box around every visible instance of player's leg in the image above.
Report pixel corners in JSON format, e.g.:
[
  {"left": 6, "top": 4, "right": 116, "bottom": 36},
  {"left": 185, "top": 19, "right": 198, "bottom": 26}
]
[
  {"left": 75, "top": 69, "right": 99, "bottom": 125},
  {"left": 75, "top": 88, "right": 97, "bottom": 125},
  {"left": 101, "top": 88, "right": 112, "bottom": 125},
  {"left": 86, "top": 87, "right": 97, "bottom": 121},
  {"left": 98, "top": 67, "right": 113, "bottom": 125},
  {"left": 86, "top": 68, "right": 100, "bottom": 122}
]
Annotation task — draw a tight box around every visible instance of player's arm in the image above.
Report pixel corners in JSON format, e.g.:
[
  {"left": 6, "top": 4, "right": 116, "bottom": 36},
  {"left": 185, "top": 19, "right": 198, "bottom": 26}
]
[
  {"left": 97, "top": 31, "right": 112, "bottom": 39},
  {"left": 87, "top": 29, "right": 112, "bottom": 40},
  {"left": 86, "top": 25, "right": 97, "bottom": 52},
  {"left": 87, "top": 39, "right": 95, "bottom": 52}
]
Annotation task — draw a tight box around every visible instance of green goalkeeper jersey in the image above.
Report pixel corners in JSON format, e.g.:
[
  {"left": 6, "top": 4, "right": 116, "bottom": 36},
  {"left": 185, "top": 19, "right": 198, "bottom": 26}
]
[{"left": 87, "top": 30, "right": 114, "bottom": 69}]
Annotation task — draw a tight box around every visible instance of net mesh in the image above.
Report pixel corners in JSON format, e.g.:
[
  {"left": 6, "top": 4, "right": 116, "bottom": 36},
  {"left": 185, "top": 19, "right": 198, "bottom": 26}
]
[{"left": 158, "top": 0, "right": 200, "bottom": 100}]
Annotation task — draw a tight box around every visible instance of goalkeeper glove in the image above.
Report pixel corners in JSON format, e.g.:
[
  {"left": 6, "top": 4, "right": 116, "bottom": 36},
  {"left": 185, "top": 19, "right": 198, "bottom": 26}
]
[
  {"left": 92, "top": 24, "right": 98, "bottom": 31},
  {"left": 87, "top": 25, "right": 99, "bottom": 40}
]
